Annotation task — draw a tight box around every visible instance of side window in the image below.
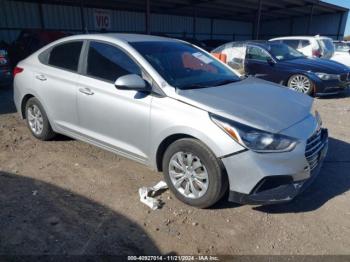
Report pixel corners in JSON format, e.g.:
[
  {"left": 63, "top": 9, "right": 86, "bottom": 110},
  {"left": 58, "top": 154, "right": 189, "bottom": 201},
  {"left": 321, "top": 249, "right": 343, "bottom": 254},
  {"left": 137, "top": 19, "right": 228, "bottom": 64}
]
[
  {"left": 246, "top": 46, "right": 269, "bottom": 62},
  {"left": 226, "top": 43, "right": 246, "bottom": 73},
  {"left": 300, "top": 40, "right": 311, "bottom": 48},
  {"left": 48, "top": 41, "right": 83, "bottom": 71},
  {"left": 282, "top": 40, "right": 300, "bottom": 49},
  {"left": 86, "top": 41, "right": 141, "bottom": 82}
]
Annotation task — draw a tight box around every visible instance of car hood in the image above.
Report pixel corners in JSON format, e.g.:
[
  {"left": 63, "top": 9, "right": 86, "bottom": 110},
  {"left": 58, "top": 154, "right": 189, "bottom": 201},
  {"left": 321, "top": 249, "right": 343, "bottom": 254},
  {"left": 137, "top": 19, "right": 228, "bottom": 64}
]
[
  {"left": 175, "top": 77, "right": 313, "bottom": 133},
  {"left": 281, "top": 57, "right": 349, "bottom": 73}
]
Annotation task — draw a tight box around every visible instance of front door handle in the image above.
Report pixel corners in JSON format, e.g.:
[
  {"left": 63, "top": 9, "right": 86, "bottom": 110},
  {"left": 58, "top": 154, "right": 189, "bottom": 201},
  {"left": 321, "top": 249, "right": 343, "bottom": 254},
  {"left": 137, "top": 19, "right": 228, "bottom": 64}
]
[
  {"left": 35, "top": 74, "right": 47, "bottom": 81},
  {"left": 79, "top": 87, "right": 94, "bottom": 95}
]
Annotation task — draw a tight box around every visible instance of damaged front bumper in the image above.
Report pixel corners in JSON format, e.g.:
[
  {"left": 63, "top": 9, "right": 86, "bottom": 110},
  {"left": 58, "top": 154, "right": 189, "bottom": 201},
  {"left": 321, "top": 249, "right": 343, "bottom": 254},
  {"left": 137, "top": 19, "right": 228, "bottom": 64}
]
[{"left": 222, "top": 128, "right": 328, "bottom": 205}]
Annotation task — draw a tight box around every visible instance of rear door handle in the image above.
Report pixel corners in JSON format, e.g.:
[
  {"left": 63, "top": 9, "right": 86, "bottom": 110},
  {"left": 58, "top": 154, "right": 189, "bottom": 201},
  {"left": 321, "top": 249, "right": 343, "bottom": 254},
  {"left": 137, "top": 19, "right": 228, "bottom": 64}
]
[
  {"left": 35, "top": 74, "right": 47, "bottom": 81},
  {"left": 79, "top": 87, "right": 94, "bottom": 95}
]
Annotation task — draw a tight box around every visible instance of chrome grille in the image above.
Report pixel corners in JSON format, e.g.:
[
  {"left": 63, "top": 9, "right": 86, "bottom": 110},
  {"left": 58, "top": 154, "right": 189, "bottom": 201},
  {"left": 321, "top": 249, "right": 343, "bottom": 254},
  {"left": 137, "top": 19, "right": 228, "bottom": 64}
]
[{"left": 305, "top": 128, "right": 323, "bottom": 171}]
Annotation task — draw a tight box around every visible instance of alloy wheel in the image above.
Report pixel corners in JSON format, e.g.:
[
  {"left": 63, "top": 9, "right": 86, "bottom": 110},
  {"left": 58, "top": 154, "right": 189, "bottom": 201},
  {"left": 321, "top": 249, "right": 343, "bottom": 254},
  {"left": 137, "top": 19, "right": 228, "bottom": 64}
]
[{"left": 288, "top": 74, "right": 312, "bottom": 94}]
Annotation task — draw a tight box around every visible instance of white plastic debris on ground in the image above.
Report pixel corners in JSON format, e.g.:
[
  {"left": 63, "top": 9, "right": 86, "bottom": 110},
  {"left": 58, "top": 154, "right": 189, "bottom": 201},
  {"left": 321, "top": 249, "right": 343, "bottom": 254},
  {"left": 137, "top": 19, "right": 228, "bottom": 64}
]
[{"left": 139, "top": 181, "right": 168, "bottom": 210}]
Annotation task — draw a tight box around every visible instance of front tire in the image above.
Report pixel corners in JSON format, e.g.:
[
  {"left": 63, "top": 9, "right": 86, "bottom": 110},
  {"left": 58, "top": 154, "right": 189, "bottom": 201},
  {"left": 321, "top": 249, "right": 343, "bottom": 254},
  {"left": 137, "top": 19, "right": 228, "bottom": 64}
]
[
  {"left": 287, "top": 74, "right": 314, "bottom": 95},
  {"left": 25, "top": 97, "right": 56, "bottom": 140},
  {"left": 162, "top": 138, "right": 228, "bottom": 208}
]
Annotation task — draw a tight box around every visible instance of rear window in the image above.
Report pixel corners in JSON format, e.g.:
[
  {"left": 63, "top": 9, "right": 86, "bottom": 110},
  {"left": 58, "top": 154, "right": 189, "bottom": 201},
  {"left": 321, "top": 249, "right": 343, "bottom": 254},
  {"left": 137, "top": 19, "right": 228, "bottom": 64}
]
[
  {"left": 282, "top": 40, "right": 300, "bottom": 49},
  {"left": 48, "top": 41, "right": 83, "bottom": 71},
  {"left": 300, "top": 40, "right": 311, "bottom": 48},
  {"left": 317, "top": 39, "right": 335, "bottom": 53}
]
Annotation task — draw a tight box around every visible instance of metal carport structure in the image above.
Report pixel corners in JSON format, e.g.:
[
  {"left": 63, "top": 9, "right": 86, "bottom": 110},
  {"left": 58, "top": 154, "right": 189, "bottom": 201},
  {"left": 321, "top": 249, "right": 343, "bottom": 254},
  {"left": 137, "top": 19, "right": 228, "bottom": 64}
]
[{"left": 0, "top": 0, "right": 348, "bottom": 43}]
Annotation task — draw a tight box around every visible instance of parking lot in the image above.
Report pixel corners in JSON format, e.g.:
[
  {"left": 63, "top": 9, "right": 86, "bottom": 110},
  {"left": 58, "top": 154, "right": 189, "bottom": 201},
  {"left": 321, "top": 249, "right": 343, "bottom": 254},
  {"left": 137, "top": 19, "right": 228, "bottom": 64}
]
[{"left": 0, "top": 84, "right": 350, "bottom": 255}]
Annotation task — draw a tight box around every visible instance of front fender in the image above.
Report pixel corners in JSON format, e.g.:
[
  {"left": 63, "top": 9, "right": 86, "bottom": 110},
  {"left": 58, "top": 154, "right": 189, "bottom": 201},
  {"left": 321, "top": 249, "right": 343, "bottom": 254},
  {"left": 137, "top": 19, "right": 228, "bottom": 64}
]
[{"left": 148, "top": 98, "right": 245, "bottom": 170}]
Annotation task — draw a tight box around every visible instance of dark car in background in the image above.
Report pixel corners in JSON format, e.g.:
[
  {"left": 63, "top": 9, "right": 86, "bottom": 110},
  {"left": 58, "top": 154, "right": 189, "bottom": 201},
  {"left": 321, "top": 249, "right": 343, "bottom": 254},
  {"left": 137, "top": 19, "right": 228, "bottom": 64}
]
[
  {"left": 212, "top": 41, "right": 350, "bottom": 96},
  {"left": 10, "top": 29, "right": 68, "bottom": 67},
  {"left": 0, "top": 42, "right": 12, "bottom": 86}
]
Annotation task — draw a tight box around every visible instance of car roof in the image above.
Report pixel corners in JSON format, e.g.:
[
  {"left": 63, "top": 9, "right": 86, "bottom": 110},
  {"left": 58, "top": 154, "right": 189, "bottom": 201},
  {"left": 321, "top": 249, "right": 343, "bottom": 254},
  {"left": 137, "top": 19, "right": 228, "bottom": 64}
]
[
  {"left": 52, "top": 33, "right": 182, "bottom": 44},
  {"left": 270, "top": 36, "right": 331, "bottom": 40},
  {"left": 225, "top": 40, "right": 277, "bottom": 49}
]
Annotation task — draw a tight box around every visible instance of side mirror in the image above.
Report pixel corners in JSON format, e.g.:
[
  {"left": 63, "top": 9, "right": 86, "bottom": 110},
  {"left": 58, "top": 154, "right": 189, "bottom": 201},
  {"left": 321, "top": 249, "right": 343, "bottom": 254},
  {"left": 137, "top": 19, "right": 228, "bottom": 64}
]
[
  {"left": 114, "top": 74, "right": 150, "bottom": 92},
  {"left": 267, "top": 57, "right": 276, "bottom": 65}
]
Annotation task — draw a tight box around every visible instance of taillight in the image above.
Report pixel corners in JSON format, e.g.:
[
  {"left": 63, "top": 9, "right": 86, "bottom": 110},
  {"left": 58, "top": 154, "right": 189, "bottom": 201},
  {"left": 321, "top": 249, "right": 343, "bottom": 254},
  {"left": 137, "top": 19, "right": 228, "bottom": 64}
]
[
  {"left": 0, "top": 56, "right": 8, "bottom": 65},
  {"left": 312, "top": 49, "right": 321, "bottom": 57},
  {"left": 13, "top": 66, "right": 23, "bottom": 77}
]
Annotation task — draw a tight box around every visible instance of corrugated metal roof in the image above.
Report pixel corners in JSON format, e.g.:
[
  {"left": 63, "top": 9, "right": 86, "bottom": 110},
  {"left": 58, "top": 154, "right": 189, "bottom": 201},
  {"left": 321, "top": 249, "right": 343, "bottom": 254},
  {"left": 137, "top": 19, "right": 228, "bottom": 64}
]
[{"left": 7, "top": 0, "right": 349, "bottom": 22}]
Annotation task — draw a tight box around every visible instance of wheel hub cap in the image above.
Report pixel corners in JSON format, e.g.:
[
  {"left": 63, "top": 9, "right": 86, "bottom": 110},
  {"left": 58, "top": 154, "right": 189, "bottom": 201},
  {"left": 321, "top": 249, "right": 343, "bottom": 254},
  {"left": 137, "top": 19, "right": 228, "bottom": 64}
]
[
  {"left": 27, "top": 105, "right": 44, "bottom": 135},
  {"left": 168, "top": 152, "right": 209, "bottom": 199}
]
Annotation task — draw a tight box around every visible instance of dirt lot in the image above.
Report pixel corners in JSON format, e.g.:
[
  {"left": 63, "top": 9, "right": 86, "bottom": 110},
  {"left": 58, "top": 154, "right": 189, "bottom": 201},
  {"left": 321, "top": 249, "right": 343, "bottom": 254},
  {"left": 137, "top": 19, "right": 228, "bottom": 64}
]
[{"left": 1, "top": 85, "right": 350, "bottom": 255}]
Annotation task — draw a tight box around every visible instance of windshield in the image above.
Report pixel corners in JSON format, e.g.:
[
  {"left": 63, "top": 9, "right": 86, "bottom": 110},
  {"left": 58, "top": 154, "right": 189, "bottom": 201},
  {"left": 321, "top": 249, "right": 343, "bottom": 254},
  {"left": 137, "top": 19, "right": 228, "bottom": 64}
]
[
  {"left": 130, "top": 41, "right": 240, "bottom": 89},
  {"left": 334, "top": 42, "right": 350, "bottom": 52},
  {"left": 268, "top": 43, "right": 305, "bottom": 61}
]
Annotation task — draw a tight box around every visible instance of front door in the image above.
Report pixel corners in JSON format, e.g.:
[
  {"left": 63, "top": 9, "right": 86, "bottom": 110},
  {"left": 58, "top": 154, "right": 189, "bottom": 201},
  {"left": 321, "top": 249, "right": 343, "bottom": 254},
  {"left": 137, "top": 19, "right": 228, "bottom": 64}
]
[
  {"left": 244, "top": 45, "right": 276, "bottom": 82},
  {"left": 76, "top": 41, "right": 152, "bottom": 163}
]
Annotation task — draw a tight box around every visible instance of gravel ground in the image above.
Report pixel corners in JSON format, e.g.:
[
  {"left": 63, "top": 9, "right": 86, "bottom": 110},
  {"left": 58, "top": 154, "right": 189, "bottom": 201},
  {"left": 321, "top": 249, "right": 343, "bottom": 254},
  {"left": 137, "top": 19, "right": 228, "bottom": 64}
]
[{"left": 1, "top": 85, "right": 350, "bottom": 255}]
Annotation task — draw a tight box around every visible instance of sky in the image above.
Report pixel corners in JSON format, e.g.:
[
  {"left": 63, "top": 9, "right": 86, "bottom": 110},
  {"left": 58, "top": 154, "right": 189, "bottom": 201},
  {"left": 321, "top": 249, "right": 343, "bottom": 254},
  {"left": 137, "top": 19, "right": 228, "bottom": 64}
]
[{"left": 323, "top": 0, "right": 350, "bottom": 36}]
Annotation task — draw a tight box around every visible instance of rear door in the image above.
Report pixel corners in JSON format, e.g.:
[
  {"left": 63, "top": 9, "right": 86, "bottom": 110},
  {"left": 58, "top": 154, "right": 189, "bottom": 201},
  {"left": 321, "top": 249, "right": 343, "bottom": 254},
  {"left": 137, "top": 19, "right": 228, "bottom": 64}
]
[
  {"left": 76, "top": 41, "right": 152, "bottom": 162},
  {"left": 34, "top": 40, "right": 83, "bottom": 132}
]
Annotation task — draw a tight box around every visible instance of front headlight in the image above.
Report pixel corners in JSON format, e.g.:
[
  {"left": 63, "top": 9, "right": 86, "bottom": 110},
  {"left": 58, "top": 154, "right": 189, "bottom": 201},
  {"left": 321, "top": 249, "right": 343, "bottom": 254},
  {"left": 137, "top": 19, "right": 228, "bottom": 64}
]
[
  {"left": 210, "top": 114, "right": 298, "bottom": 153},
  {"left": 315, "top": 72, "right": 340, "bottom": 81}
]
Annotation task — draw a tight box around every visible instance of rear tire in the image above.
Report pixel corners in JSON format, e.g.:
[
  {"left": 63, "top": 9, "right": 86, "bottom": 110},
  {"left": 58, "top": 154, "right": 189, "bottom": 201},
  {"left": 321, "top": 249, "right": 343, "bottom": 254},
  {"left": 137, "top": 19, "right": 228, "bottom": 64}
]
[
  {"left": 25, "top": 97, "right": 56, "bottom": 141},
  {"left": 162, "top": 138, "right": 228, "bottom": 208}
]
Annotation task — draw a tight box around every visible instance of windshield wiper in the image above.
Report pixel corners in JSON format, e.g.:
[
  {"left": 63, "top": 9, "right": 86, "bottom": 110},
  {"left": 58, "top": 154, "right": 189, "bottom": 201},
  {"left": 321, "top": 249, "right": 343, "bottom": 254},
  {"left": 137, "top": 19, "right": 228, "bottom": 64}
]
[
  {"left": 180, "top": 84, "right": 209, "bottom": 90},
  {"left": 211, "top": 79, "right": 239, "bottom": 86}
]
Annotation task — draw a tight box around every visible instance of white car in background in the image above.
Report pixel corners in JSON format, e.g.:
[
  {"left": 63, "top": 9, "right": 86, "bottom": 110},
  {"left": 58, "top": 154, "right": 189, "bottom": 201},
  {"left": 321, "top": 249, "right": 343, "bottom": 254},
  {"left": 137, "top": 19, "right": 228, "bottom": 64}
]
[
  {"left": 270, "top": 35, "right": 335, "bottom": 59},
  {"left": 331, "top": 42, "right": 350, "bottom": 67}
]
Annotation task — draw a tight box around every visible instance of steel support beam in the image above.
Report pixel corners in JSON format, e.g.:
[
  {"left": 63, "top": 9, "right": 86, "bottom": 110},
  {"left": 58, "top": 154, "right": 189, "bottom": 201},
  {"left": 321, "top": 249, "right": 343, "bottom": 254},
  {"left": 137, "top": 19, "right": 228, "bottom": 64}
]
[
  {"left": 192, "top": 5, "right": 197, "bottom": 39},
  {"left": 337, "top": 12, "right": 345, "bottom": 40},
  {"left": 254, "top": 0, "right": 263, "bottom": 40},
  {"left": 307, "top": 4, "right": 314, "bottom": 35},
  {"left": 80, "top": 0, "right": 86, "bottom": 33},
  {"left": 38, "top": 1, "right": 45, "bottom": 29},
  {"left": 289, "top": 17, "right": 294, "bottom": 36},
  {"left": 145, "top": 0, "right": 151, "bottom": 34}
]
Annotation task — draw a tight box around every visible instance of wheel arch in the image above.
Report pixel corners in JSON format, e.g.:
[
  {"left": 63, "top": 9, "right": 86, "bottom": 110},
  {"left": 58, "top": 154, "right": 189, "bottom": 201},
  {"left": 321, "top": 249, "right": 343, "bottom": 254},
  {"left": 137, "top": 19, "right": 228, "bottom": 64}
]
[
  {"left": 20, "top": 94, "right": 35, "bottom": 119},
  {"left": 155, "top": 133, "right": 194, "bottom": 172},
  {"left": 20, "top": 94, "right": 55, "bottom": 131},
  {"left": 154, "top": 132, "right": 231, "bottom": 177}
]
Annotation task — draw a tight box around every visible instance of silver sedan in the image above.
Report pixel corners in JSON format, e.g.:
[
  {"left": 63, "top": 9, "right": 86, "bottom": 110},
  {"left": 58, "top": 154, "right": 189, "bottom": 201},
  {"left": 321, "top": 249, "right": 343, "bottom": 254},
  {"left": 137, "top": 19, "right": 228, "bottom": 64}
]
[{"left": 13, "top": 34, "right": 328, "bottom": 208}]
